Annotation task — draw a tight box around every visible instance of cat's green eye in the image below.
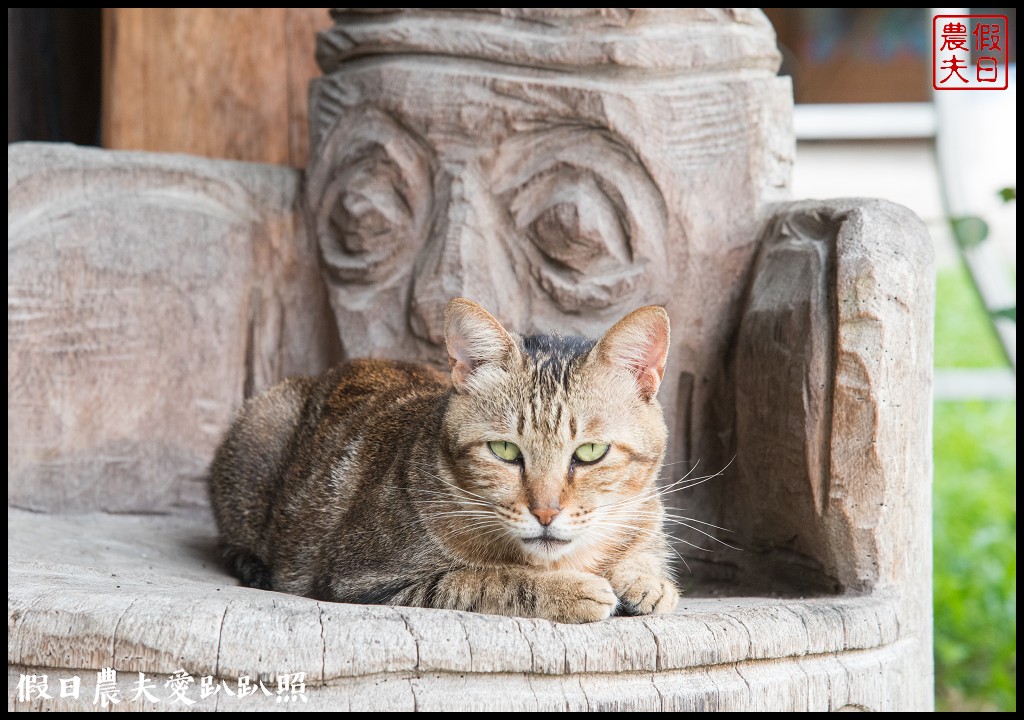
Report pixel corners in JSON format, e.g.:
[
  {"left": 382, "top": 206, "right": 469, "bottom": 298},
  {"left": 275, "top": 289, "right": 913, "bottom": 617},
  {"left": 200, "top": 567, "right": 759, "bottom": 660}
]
[
  {"left": 574, "top": 442, "right": 609, "bottom": 463},
  {"left": 489, "top": 440, "right": 522, "bottom": 462}
]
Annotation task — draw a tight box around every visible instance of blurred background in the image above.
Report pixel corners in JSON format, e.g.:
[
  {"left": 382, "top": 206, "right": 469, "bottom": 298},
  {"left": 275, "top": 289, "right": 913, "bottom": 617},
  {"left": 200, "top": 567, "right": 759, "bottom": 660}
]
[{"left": 8, "top": 7, "right": 1017, "bottom": 712}]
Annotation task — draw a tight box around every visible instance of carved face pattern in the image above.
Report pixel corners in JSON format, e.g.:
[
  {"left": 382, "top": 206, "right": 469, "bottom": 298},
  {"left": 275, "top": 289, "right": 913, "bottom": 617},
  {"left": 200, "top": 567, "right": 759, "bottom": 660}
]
[{"left": 306, "top": 66, "right": 673, "bottom": 365}]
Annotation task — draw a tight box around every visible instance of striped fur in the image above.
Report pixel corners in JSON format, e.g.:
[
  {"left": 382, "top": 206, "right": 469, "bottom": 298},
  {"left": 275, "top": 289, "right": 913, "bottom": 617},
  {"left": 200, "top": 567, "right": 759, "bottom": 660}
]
[{"left": 208, "top": 299, "right": 678, "bottom": 623}]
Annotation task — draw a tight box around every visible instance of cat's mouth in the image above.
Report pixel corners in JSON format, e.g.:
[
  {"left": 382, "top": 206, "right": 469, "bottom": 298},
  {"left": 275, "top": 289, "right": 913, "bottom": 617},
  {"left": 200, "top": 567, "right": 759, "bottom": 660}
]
[
  {"left": 520, "top": 532, "right": 576, "bottom": 562},
  {"left": 522, "top": 536, "right": 572, "bottom": 546}
]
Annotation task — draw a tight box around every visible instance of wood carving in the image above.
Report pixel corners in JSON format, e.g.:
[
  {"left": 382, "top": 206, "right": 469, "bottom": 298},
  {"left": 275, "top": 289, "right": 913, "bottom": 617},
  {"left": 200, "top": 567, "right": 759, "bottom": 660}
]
[
  {"left": 7, "top": 145, "right": 339, "bottom": 513},
  {"left": 7, "top": 8, "right": 934, "bottom": 711}
]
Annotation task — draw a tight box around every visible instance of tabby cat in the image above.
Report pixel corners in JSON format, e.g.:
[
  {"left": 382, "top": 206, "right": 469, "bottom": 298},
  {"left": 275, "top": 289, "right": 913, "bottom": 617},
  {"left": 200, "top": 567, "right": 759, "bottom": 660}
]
[{"left": 208, "top": 298, "right": 679, "bottom": 623}]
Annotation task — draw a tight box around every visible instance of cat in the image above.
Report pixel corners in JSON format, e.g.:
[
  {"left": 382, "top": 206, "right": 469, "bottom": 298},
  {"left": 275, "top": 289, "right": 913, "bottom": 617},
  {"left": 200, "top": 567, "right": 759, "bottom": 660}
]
[{"left": 208, "top": 297, "right": 679, "bottom": 623}]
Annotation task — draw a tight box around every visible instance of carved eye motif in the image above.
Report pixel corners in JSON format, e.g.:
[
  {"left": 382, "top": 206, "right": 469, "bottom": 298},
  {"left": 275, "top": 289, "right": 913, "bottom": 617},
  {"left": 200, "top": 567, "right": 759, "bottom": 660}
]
[
  {"left": 310, "top": 109, "right": 433, "bottom": 284},
  {"left": 512, "top": 166, "right": 630, "bottom": 275},
  {"left": 494, "top": 128, "right": 667, "bottom": 312}
]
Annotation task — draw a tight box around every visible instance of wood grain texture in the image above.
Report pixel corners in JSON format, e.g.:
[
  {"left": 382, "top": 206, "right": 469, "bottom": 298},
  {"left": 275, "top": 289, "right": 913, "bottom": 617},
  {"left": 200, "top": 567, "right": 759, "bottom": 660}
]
[
  {"left": 8, "top": 8, "right": 934, "bottom": 710},
  {"left": 729, "top": 198, "right": 935, "bottom": 708},
  {"left": 6, "top": 649, "right": 918, "bottom": 712},
  {"left": 7, "top": 509, "right": 921, "bottom": 710},
  {"left": 7, "top": 143, "right": 340, "bottom": 513},
  {"left": 316, "top": 8, "right": 781, "bottom": 75},
  {"left": 728, "top": 201, "right": 937, "bottom": 594},
  {"left": 103, "top": 8, "right": 331, "bottom": 167},
  {"left": 8, "top": 510, "right": 912, "bottom": 711}
]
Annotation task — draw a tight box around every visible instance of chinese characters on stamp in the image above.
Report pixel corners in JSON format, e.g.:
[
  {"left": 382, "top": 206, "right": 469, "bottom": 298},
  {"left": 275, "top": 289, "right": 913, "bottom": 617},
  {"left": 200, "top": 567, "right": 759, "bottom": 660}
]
[{"left": 933, "top": 14, "right": 1009, "bottom": 90}]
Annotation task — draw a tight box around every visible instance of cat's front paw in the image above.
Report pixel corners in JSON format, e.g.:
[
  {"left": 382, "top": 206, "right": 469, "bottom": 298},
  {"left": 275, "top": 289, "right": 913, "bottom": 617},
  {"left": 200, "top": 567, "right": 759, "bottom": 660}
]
[
  {"left": 535, "top": 570, "right": 618, "bottom": 624},
  {"left": 612, "top": 573, "right": 679, "bottom": 616}
]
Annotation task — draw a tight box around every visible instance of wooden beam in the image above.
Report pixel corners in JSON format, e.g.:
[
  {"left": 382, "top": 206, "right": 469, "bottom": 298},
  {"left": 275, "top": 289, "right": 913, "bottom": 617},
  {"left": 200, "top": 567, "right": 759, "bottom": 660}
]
[{"left": 102, "top": 8, "right": 330, "bottom": 168}]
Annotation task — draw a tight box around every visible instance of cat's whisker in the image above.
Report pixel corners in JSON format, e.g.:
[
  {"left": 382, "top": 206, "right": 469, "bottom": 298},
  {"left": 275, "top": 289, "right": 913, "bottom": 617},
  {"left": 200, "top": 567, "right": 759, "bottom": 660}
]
[
  {"left": 445, "top": 519, "right": 503, "bottom": 533},
  {"left": 601, "top": 473, "right": 717, "bottom": 508},
  {"left": 661, "top": 456, "right": 734, "bottom": 489},
  {"left": 415, "top": 506, "right": 498, "bottom": 515},
  {"left": 430, "top": 516, "right": 500, "bottom": 525},
  {"left": 410, "top": 497, "right": 455, "bottom": 505},
  {"left": 410, "top": 488, "right": 487, "bottom": 499},
  {"left": 411, "top": 503, "right": 499, "bottom": 516},
  {"left": 657, "top": 458, "right": 702, "bottom": 482},
  {"left": 585, "top": 525, "right": 690, "bottom": 571},
  {"left": 600, "top": 463, "right": 733, "bottom": 513},
  {"left": 435, "top": 524, "right": 505, "bottom": 550},
  {"left": 421, "top": 480, "right": 498, "bottom": 506},
  {"left": 406, "top": 462, "right": 501, "bottom": 506},
  {"left": 475, "top": 524, "right": 511, "bottom": 538},
  {"left": 647, "top": 473, "right": 704, "bottom": 495},
  {"left": 655, "top": 520, "right": 741, "bottom": 550},
  {"left": 659, "top": 458, "right": 702, "bottom": 468},
  {"left": 410, "top": 487, "right": 500, "bottom": 505},
  {"left": 655, "top": 455, "right": 735, "bottom": 483},
  {"left": 628, "top": 511, "right": 735, "bottom": 534},
  {"left": 418, "top": 505, "right": 505, "bottom": 519},
  {"left": 656, "top": 467, "right": 730, "bottom": 492},
  {"left": 657, "top": 474, "right": 723, "bottom": 494},
  {"left": 596, "top": 520, "right": 709, "bottom": 554},
  {"left": 425, "top": 509, "right": 498, "bottom": 516},
  {"left": 599, "top": 503, "right": 739, "bottom": 551}
]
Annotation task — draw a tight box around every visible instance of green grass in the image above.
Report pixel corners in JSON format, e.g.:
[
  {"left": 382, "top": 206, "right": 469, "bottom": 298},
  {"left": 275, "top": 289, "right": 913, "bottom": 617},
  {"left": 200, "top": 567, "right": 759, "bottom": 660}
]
[
  {"left": 933, "top": 400, "right": 1016, "bottom": 711},
  {"left": 934, "top": 263, "right": 1009, "bottom": 368},
  {"left": 933, "top": 266, "right": 1017, "bottom": 712}
]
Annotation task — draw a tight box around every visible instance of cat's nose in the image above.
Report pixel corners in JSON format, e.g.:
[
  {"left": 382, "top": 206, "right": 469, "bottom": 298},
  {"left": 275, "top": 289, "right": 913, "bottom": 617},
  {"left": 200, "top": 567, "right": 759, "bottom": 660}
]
[{"left": 531, "top": 506, "right": 561, "bottom": 526}]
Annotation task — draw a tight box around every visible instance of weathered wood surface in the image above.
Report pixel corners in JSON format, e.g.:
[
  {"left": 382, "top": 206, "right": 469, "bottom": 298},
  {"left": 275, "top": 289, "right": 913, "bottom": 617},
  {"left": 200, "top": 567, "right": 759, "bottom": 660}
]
[
  {"left": 315, "top": 8, "right": 782, "bottom": 76},
  {"left": 6, "top": 651, "right": 912, "bottom": 712},
  {"left": 8, "top": 509, "right": 914, "bottom": 711},
  {"left": 728, "top": 200, "right": 936, "bottom": 594},
  {"left": 103, "top": 8, "right": 332, "bottom": 168},
  {"left": 7, "top": 143, "right": 340, "bottom": 513},
  {"left": 7, "top": 8, "right": 935, "bottom": 711},
  {"left": 726, "top": 199, "right": 936, "bottom": 709}
]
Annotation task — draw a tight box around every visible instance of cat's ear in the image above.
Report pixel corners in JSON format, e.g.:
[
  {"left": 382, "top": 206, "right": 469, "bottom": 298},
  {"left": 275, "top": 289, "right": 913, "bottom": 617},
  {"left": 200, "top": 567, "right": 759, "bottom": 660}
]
[
  {"left": 593, "top": 306, "right": 670, "bottom": 402},
  {"left": 444, "top": 298, "right": 517, "bottom": 389}
]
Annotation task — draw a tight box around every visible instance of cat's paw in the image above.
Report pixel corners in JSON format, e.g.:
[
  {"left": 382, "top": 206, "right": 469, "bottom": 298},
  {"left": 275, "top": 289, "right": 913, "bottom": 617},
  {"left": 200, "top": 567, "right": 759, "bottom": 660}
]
[
  {"left": 535, "top": 570, "right": 618, "bottom": 624},
  {"left": 612, "top": 573, "right": 679, "bottom": 616}
]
